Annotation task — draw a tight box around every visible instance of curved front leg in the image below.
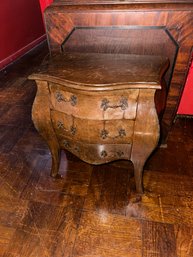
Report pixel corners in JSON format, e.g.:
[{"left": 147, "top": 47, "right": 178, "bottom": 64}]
[
  {"left": 131, "top": 89, "right": 160, "bottom": 194},
  {"left": 32, "top": 80, "right": 61, "bottom": 178}
]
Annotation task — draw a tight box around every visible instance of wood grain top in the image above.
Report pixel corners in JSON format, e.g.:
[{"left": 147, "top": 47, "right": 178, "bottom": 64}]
[
  {"left": 53, "top": 0, "right": 193, "bottom": 5},
  {"left": 29, "top": 53, "right": 169, "bottom": 91},
  {"left": 48, "top": 0, "right": 193, "bottom": 11}
]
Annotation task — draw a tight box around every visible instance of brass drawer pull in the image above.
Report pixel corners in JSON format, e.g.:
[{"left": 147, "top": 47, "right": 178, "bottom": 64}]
[
  {"left": 63, "top": 140, "right": 70, "bottom": 148},
  {"left": 101, "top": 150, "right": 108, "bottom": 158},
  {"left": 117, "top": 151, "right": 124, "bottom": 157},
  {"left": 55, "top": 92, "right": 77, "bottom": 106},
  {"left": 101, "top": 97, "right": 128, "bottom": 111},
  {"left": 57, "top": 120, "right": 77, "bottom": 136},
  {"left": 100, "top": 150, "right": 124, "bottom": 158},
  {"left": 100, "top": 129, "right": 109, "bottom": 139},
  {"left": 71, "top": 95, "right": 78, "bottom": 106},
  {"left": 57, "top": 121, "right": 64, "bottom": 129},
  {"left": 63, "top": 140, "right": 80, "bottom": 153},
  {"left": 70, "top": 126, "right": 77, "bottom": 135},
  {"left": 100, "top": 128, "right": 126, "bottom": 139},
  {"left": 74, "top": 146, "right": 80, "bottom": 153},
  {"left": 119, "top": 128, "right": 126, "bottom": 138}
]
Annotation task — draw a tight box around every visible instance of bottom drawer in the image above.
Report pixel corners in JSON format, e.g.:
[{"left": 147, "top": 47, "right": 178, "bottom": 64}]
[{"left": 58, "top": 137, "right": 132, "bottom": 164}]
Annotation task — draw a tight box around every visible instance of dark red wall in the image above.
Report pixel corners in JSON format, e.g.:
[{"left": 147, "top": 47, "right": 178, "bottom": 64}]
[
  {"left": 39, "top": 0, "right": 53, "bottom": 13},
  {"left": 0, "top": 0, "right": 45, "bottom": 69},
  {"left": 178, "top": 60, "right": 193, "bottom": 115}
]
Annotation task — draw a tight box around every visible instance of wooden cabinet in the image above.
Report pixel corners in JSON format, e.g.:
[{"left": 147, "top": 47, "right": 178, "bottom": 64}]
[
  {"left": 44, "top": 0, "right": 193, "bottom": 142},
  {"left": 29, "top": 53, "right": 169, "bottom": 193}
]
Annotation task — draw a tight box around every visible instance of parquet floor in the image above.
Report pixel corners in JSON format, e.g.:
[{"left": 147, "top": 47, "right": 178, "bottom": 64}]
[{"left": 0, "top": 43, "right": 193, "bottom": 257}]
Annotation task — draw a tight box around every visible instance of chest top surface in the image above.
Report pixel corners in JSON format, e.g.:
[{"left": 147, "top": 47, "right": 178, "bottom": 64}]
[
  {"left": 52, "top": 0, "right": 193, "bottom": 5},
  {"left": 30, "top": 53, "right": 169, "bottom": 91},
  {"left": 47, "top": 0, "right": 193, "bottom": 12}
]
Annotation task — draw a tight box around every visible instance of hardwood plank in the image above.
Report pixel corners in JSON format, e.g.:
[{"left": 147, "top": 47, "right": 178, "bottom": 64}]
[
  {"left": 93, "top": 165, "right": 117, "bottom": 212},
  {"left": 113, "top": 164, "right": 132, "bottom": 215},
  {"left": 174, "top": 224, "right": 193, "bottom": 257},
  {"left": 0, "top": 225, "right": 15, "bottom": 256},
  {"left": 0, "top": 196, "right": 28, "bottom": 228},
  {"left": 0, "top": 105, "right": 32, "bottom": 127},
  {"left": 126, "top": 171, "right": 193, "bottom": 226},
  {"left": 84, "top": 164, "right": 131, "bottom": 215},
  {"left": 73, "top": 211, "right": 142, "bottom": 257},
  {"left": 145, "top": 141, "right": 192, "bottom": 176},
  {"left": 0, "top": 150, "right": 50, "bottom": 200},
  {"left": 142, "top": 220, "right": 177, "bottom": 257},
  {"left": 5, "top": 200, "right": 81, "bottom": 257},
  {"left": 36, "top": 153, "right": 92, "bottom": 197},
  {"left": 0, "top": 125, "right": 28, "bottom": 153},
  {"left": 21, "top": 156, "right": 87, "bottom": 206},
  {"left": 13, "top": 125, "right": 49, "bottom": 153},
  {"left": 83, "top": 165, "right": 106, "bottom": 210}
]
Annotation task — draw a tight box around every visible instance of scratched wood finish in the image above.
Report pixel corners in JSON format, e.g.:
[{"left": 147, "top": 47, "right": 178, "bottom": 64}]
[
  {"left": 44, "top": 0, "right": 193, "bottom": 142},
  {"left": 29, "top": 53, "right": 169, "bottom": 193},
  {"left": 1, "top": 43, "right": 193, "bottom": 257}
]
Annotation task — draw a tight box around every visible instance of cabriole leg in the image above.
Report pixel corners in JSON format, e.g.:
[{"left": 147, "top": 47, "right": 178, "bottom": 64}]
[
  {"left": 132, "top": 160, "right": 144, "bottom": 194},
  {"left": 131, "top": 89, "right": 160, "bottom": 193},
  {"left": 32, "top": 80, "right": 62, "bottom": 178}
]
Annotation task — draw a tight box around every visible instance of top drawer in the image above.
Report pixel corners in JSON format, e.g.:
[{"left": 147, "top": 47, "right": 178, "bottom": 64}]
[{"left": 49, "top": 83, "right": 139, "bottom": 121}]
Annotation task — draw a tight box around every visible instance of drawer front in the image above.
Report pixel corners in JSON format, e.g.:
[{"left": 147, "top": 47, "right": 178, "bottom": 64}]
[
  {"left": 56, "top": 137, "right": 132, "bottom": 164},
  {"left": 49, "top": 83, "right": 139, "bottom": 121},
  {"left": 51, "top": 110, "right": 134, "bottom": 144}
]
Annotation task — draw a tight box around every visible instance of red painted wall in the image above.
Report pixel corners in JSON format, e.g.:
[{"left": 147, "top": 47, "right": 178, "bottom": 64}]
[
  {"left": 39, "top": 0, "right": 53, "bottom": 13},
  {"left": 178, "top": 60, "right": 193, "bottom": 115},
  {"left": 0, "top": 0, "right": 45, "bottom": 70}
]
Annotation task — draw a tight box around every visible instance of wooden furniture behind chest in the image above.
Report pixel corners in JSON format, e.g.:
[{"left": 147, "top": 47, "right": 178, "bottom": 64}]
[
  {"left": 44, "top": 0, "right": 193, "bottom": 142},
  {"left": 30, "top": 53, "right": 169, "bottom": 193}
]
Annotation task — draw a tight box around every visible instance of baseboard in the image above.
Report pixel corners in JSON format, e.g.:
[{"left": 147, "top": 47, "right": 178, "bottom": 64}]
[
  {"left": 0, "top": 34, "right": 46, "bottom": 70},
  {"left": 175, "top": 114, "right": 193, "bottom": 120}
]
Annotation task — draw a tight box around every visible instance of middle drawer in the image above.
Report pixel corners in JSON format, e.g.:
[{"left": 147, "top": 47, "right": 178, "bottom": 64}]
[{"left": 51, "top": 110, "right": 134, "bottom": 144}]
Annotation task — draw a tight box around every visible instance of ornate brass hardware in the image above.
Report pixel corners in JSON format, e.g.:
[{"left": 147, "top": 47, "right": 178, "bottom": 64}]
[
  {"left": 101, "top": 98, "right": 109, "bottom": 111},
  {"left": 117, "top": 151, "right": 124, "bottom": 157},
  {"left": 100, "top": 129, "right": 109, "bottom": 139},
  {"left": 100, "top": 150, "right": 124, "bottom": 158},
  {"left": 101, "top": 150, "right": 107, "bottom": 158},
  {"left": 63, "top": 140, "right": 80, "bottom": 153},
  {"left": 119, "top": 128, "right": 126, "bottom": 137},
  {"left": 74, "top": 146, "right": 80, "bottom": 153},
  {"left": 55, "top": 92, "right": 77, "bottom": 106},
  {"left": 57, "top": 121, "right": 64, "bottom": 129},
  {"left": 100, "top": 127, "right": 126, "bottom": 139},
  {"left": 63, "top": 140, "right": 70, "bottom": 148},
  {"left": 70, "top": 95, "right": 77, "bottom": 106},
  {"left": 55, "top": 92, "right": 64, "bottom": 102},
  {"left": 101, "top": 97, "right": 128, "bottom": 111},
  {"left": 56, "top": 122, "right": 76, "bottom": 135},
  {"left": 70, "top": 126, "right": 77, "bottom": 135},
  {"left": 120, "top": 97, "right": 128, "bottom": 110}
]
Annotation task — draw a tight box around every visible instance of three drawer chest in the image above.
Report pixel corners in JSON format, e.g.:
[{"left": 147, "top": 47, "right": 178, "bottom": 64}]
[{"left": 29, "top": 52, "right": 169, "bottom": 193}]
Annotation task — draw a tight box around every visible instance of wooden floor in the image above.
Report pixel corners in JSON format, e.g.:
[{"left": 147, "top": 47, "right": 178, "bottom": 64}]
[{"left": 0, "top": 44, "right": 193, "bottom": 257}]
